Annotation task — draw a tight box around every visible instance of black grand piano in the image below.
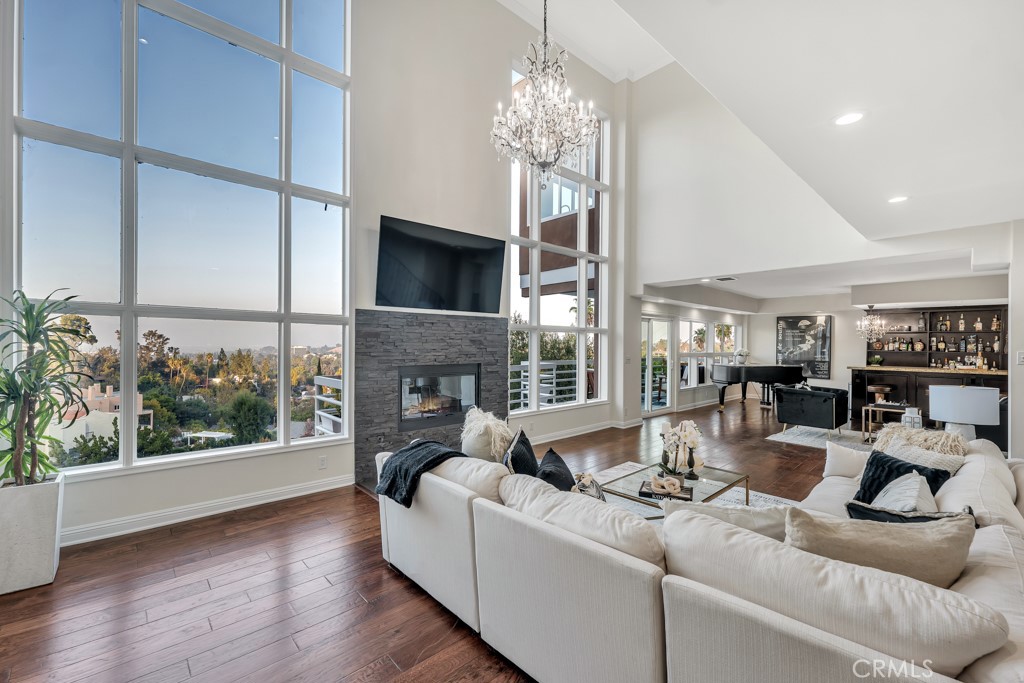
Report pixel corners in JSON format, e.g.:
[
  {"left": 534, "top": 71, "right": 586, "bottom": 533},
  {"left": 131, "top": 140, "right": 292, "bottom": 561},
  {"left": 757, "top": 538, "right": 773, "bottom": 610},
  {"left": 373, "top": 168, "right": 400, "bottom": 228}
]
[{"left": 711, "top": 364, "right": 805, "bottom": 412}]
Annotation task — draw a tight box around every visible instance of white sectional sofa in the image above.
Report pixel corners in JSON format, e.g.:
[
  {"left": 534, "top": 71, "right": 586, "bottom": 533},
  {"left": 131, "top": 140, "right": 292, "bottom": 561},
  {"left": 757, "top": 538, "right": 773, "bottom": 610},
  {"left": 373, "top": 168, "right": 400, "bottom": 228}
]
[{"left": 376, "top": 439, "right": 1024, "bottom": 683}]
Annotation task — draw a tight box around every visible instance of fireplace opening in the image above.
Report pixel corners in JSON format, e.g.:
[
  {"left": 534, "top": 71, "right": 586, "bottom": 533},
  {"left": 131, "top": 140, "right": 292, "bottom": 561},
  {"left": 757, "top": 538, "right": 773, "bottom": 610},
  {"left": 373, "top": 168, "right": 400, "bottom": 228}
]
[{"left": 398, "top": 363, "right": 480, "bottom": 432}]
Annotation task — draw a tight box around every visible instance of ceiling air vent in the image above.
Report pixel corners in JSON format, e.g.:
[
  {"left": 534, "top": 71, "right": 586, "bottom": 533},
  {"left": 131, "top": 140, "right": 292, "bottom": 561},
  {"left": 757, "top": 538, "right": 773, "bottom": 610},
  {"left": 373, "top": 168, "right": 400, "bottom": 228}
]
[{"left": 715, "top": 277, "right": 737, "bottom": 282}]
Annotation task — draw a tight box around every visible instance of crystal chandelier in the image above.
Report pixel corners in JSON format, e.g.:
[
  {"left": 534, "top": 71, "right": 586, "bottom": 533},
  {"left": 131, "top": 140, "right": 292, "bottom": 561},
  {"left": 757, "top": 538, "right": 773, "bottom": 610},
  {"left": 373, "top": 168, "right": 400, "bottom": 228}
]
[
  {"left": 490, "top": 0, "right": 599, "bottom": 187},
  {"left": 856, "top": 305, "right": 886, "bottom": 342}
]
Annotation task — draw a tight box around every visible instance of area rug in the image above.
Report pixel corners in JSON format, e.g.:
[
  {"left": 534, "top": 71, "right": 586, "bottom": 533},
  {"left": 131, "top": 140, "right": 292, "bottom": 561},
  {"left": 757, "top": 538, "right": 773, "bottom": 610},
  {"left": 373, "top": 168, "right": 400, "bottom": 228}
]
[
  {"left": 593, "top": 462, "right": 796, "bottom": 521},
  {"left": 765, "top": 424, "right": 872, "bottom": 452}
]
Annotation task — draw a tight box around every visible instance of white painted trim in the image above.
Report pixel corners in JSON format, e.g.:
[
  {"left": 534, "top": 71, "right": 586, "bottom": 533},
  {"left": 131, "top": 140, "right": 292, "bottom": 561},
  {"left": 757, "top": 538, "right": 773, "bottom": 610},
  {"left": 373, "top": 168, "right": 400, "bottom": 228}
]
[
  {"left": 613, "top": 418, "right": 644, "bottom": 429},
  {"left": 527, "top": 420, "right": 615, "bottom": 447},
  {"left": 61, "top": 474, "right": 355, "bottom": 546}
]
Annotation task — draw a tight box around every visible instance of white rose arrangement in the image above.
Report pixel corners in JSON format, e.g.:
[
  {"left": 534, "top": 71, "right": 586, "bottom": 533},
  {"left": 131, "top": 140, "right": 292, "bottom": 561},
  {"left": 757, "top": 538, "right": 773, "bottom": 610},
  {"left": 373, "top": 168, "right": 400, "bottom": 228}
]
[{"left": 659, "top": 420, "right": 703, "bottom": 475}]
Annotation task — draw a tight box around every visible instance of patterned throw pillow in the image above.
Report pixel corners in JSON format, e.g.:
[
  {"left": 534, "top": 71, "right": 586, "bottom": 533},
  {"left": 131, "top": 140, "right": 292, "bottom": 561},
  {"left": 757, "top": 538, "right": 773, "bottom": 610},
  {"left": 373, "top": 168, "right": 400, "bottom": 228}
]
[
  {"left": 573, "top": 472, "right": 606, "bottom": 501},
  {"left": 536, "top": 448, "right": 575, "bottom": 492},
  {"left": 853, "top": 451, "right": 951, "bottom": 504},
  {"left": 502, "top": 427, "right": 538, "bottom": 476}
]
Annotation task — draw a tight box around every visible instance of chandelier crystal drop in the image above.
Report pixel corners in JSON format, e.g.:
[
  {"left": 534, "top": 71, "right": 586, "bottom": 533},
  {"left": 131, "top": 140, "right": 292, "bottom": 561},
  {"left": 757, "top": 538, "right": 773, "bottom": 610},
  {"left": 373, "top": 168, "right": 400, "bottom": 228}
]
[
  {"left": 856, "top": 305, "right": 886, "bottom": 343},
  {"left": 490, "top": 0, "right": 599, "bottom": 187}
]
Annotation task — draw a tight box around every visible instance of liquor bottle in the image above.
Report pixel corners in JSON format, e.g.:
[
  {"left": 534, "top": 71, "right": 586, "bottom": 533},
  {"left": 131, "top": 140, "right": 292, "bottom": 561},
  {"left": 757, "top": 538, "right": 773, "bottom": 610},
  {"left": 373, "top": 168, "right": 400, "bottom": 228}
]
[
  {"left": 993, "top": 314, "right": 1001, "bottom": 332},
  {"left": 985, "top": 340, "right": 993, "bottom": 353},
  {"left": 947, "top": 314, "right": 953, "bottom": 331},
  {"left": 958, "top": 313, "right": 966, "bottom": 332},
  {"left": 959, "top": 336, "right": 967, "bottom": 353},
  {"left": 967, "top": 335, "right": 977, "bottom": 353},
  {"left": 898, "top": 337, "right": 906, "bottom": 352},
  {"left": 918, "top": 313, "right": 926, "bottom": 332},
  {"left": 994, "top": 335, "right": 1001, "bottom": 353},
  {"left": 937, "top": 336, "right": 947, "bottom": 352},
  {"left": 930, "top": 336, "right": 937, "bottom": 351},
  {"left": 974, "top": 317, "right": 983, "bottom": 332}
]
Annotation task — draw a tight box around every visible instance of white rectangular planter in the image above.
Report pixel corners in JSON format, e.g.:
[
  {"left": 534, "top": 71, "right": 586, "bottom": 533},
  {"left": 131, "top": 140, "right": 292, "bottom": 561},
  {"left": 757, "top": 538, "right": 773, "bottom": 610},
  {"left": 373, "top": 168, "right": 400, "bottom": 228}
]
[{"left": 0, "top": 472, "right": 64, "bottom": 595}]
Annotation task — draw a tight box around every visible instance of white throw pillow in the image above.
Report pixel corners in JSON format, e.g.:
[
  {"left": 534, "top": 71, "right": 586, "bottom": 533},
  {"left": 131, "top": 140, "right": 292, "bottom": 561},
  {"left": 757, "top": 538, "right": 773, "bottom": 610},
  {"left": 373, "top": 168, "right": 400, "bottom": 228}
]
[
  {"left": 871, "top": 472, "right": 938, "bottom": 513},
  {"left": 936, "top": 452, "right": 1023, "bottom": 534},
  {"left": 882, "top": 441, "right": 966, "bottom": 476},
  {"left": 429, "top": 457, "right": 509, "bottom": 504},
  {"left": 953, "top": 525, "right": 1024, "bottom": 683},
  {"left": 460, "top": 408, "right": 514, "bottom": 462},
  {"left": 663, "top": 510, "right": 1008, "bottom": 678},
  {"left": 823, "top": 441, "right": 869, "bottom": 479},
  {"left": 1007, "top": 459, "right": 1024, "bottom": 519},
  {"left": 663, "top": 500, "right": 790, "bottom": 541},
  {"left": 499, "top": 474, "right": 665, "bottom": 568}
]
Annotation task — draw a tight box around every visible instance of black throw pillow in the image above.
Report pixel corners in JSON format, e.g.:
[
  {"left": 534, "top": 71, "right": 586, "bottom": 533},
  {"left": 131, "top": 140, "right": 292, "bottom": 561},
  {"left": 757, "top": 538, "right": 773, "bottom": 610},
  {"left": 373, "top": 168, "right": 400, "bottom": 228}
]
[
  {"left": 536, "top": 448, "right": 575, "bottom": 492},
  {"left": 502, "top": 427, "right": 538, "bottom": 476},
  {"left": 852, "top": 451, "right": 951, "bottom": 504},
  {"left": 847, "top": 500, "right": 976, "bottom": 525}
]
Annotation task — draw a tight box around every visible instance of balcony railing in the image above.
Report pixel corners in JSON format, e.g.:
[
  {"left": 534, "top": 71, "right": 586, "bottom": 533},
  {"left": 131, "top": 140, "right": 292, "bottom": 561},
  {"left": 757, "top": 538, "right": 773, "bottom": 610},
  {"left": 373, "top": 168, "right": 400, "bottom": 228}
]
[{"left": 509, "top": 360, "right": 594, "bottom": 411}]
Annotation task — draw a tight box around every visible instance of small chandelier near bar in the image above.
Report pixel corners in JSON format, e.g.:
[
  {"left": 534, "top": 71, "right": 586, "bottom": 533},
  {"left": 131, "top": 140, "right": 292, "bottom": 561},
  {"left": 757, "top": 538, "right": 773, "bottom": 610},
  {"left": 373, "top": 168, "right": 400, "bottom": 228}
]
[
  {"left": 490, "top": 0, "right": 599, "bottom": 187},
  {"left": 856, "top": 305, "right": 886, "bottom": 342}
]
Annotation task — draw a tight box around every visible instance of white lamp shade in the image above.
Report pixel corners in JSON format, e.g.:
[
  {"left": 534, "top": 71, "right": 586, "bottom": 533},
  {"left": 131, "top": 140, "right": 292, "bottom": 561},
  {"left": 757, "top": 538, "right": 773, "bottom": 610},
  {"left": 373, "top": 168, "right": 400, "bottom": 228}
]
[{"left": 928, "top": 385, "right": 1000, "bottom": 426}]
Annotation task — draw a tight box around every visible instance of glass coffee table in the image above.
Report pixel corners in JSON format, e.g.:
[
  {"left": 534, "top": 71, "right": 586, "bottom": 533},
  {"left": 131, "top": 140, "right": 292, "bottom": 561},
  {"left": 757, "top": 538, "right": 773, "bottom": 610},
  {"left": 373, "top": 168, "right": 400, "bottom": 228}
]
[{"left": 601, "top": 464, "right": 750, "bottom": 519}]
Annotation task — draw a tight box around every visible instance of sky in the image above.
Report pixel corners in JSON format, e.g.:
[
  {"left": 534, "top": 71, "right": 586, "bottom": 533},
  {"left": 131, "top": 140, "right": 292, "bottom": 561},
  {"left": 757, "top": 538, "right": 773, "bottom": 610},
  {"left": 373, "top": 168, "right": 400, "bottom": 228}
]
[{"left": 19, "top": 0, "right": 345, "bottom": 350}]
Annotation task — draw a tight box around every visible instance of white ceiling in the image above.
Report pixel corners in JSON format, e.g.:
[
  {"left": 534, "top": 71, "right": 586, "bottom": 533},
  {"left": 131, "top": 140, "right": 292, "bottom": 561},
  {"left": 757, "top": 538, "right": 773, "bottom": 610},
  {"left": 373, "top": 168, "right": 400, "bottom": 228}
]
[
  {"left": 493, "top": 0, "right": 673, "bottom": 83},
  {"left": 612, "top": 0, "right": 1024, "bottom": 241},
  {"left": 656, "top": 250, "right": 996, "bottom": 300}
]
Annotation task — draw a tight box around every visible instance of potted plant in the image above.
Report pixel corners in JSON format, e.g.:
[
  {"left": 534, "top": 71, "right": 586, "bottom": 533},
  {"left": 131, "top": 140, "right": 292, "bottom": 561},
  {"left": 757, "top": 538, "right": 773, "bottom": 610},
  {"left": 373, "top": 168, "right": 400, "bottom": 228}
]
[{"left": 0, "top": 290, "right": 91, "bottom": 595}]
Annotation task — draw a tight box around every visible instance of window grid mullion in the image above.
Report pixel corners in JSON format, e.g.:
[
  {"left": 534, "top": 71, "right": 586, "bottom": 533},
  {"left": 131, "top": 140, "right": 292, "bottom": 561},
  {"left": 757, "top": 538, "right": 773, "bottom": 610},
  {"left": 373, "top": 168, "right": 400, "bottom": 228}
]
[{"left": 120, "top": 0, "right": 139, "bottom": 468}]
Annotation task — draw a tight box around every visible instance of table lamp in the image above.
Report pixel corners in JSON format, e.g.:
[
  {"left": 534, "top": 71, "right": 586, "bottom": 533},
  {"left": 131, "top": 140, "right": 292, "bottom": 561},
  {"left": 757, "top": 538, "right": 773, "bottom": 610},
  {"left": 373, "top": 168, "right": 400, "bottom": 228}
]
[{"left": 928, "top": 385, "right": 1000, "bottom": 440}]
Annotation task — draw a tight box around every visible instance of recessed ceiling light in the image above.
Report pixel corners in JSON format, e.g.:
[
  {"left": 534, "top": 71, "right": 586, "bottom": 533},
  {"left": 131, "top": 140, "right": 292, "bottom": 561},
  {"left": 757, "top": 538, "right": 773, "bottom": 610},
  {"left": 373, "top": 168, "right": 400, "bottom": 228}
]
[
  {"left": 888, "top": 196, "right": 909, "bottom": 204},
  {"left": 834, "top": 112, "right": 864, "bottom": 126},
  {"left": 700, "top": 278, "right": 711, "bottom": 282}
]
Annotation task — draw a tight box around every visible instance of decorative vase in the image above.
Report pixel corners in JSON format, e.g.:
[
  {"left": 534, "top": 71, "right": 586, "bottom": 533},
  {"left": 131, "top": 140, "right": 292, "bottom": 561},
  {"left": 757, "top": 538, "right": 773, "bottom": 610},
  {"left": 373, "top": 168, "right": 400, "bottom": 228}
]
[
  {"left": 735, "top": 355, "right": 747, "bottom": 365},
  {"left": 684, "top": 447, "right": 699, "bottom": 480}
]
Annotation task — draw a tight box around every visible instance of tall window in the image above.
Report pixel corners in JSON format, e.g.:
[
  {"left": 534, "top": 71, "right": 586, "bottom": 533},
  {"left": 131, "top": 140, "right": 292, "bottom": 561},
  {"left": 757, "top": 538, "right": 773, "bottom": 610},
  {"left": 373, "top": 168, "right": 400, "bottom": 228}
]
[
  {"left": 509, "top": 76, "right": 608, "bottom": 412},
  {"left": 678, "top": 320, "right": 742, "bottom": 388},
  {"left": 6, "top": 0, "right": 350, "bottom": 469}
]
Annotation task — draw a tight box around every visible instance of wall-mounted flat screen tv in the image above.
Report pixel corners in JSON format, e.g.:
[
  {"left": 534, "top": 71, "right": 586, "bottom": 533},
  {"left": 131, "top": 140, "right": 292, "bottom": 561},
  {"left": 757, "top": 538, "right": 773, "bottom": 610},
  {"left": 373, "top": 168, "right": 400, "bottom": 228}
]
[{"left": 375, "top": 216, "right": 506, "bottom": 314}]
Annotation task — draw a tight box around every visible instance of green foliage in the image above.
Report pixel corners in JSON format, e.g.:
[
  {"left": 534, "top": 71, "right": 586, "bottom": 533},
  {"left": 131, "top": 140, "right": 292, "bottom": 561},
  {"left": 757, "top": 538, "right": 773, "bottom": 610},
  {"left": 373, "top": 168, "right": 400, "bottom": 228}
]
[
  {"left": 137, "top": 426, "right": 174, "bottom": 457},
  {"left": 225, "top": 391, "right": 274, "bottom": 445},
  {"left": 0, "top": 290, "right": 91, "bottom": 485}
]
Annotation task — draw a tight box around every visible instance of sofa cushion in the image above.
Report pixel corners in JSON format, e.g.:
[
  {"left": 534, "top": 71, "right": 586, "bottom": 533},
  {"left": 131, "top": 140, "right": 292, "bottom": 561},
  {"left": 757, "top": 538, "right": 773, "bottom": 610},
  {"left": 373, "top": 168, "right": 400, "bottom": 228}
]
[
  {"left": 853, "top": 451, "right": 950, "bottom": 503},
  {"left": 823, "top": 441, "right": 869, "bottom": 479},
  {"left": 663, "top": 510, "right": 1009, "bottom": 678},
  {"left": 535, "top": 448, "right": 575, "bottom": 492},
  {"left": 785, "top": 507, "right": 974, "bottom": 588},
  {"left": 953, "top": 525, "right": 1024, "bottom": 683},
  {"left": 799, "top": 476, "right": 861, "bottom": 518},
  {"left": 871, "top": 472, "right": 938, "bottom": 513},
  {"left": 1008, "top": 459, "right": 1024, "bottom": 519},
  {"left": 429, "top": 457, "right": 510, "bottom": 504},
  {"left": 875, "top": 425, "right": 969, "bottom": 456},
  {"left": 663, "top": 500, "right": 790, "bottom": 541},
  {"left": 882, "top": 442, "right": 966, "bottom": 476},
  {"left": 847, "top": 500, "right": 975, "bottom": 525},
  {"left": 499, "top": 474, "right": 665, "bottom": 568},
  {"left": 936, "top": 452, "right": 1024, "bottom": 534},
  {"left": 502, "top": 427, "right": 538, "bottom": 476},
  {"left": 460, "top": 407, "right": 514, "bottom": 462},
  {"left": 971, "top": 439, "right": 1008, "bottom": 463}
]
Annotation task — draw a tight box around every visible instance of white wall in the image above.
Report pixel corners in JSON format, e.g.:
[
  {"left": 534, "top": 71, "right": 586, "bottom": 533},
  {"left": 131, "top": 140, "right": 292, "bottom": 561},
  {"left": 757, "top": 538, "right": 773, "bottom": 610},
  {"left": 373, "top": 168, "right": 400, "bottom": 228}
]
[
  {"left": 629, "top": 63, "right": 1014, "bottom": 289},
  {"left": 1009, "top": 222, "right": 1024, "bottom": 455},
  {"left": 747, "top": 294, "right": 862, "bottom": 392}
]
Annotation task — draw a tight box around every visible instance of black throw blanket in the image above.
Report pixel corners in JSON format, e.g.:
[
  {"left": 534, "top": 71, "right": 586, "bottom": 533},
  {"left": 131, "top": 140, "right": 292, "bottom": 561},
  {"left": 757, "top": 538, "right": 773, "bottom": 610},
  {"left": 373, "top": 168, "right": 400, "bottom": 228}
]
[{"left": 375, "top": 440, "right": 465, "bottom": 508}]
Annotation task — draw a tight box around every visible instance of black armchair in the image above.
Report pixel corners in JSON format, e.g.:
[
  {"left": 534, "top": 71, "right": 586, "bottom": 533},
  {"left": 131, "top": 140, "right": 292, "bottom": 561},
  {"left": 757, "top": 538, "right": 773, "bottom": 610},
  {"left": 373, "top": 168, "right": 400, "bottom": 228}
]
[{"left": 774, "top": 384, "right": 849, "bottom": 435}]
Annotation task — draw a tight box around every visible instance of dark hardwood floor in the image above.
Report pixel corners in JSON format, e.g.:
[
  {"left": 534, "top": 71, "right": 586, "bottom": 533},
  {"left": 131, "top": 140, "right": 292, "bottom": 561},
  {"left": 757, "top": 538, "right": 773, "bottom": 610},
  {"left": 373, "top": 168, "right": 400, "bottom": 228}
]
[{"left": 0, "top": 401, "right": 823, "bottom": 682}]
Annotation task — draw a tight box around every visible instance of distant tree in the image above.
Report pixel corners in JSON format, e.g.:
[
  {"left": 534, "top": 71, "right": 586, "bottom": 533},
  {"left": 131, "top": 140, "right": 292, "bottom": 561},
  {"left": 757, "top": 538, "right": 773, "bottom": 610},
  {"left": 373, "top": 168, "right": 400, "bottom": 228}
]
[
  {"left": 139, "top": 330, "right": 171, "bottom": 374},
  {"left": 226, "top": 391, "right": 274, "bottom": 445},
  {"left": 174, "top": 397, "right": 213, "bottom": 428},
  {"left": 59, "top": 314, "right": 98, "bottom": 347},
  {"left": 137, "top": 426, "right": 174, "bottom": 457},
  {"left": 144, "top": 395, "right": 179, "bottom": 432}
]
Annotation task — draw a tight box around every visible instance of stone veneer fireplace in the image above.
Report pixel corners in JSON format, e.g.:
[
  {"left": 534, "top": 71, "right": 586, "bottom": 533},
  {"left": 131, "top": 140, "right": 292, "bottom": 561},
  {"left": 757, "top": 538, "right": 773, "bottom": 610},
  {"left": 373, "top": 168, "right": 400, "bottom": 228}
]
[{"left": 354, "top": 309, "right": 508, "bottom": 491}]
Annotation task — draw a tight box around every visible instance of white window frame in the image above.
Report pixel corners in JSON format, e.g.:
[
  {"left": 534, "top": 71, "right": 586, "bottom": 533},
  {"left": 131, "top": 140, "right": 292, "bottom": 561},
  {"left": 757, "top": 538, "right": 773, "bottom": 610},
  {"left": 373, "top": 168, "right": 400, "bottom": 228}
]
[
  {"left": 509, "top": 123, "right": 610, "bottom": 414},
  {"left": 1, "top": 0, "right": 352, "bottom": 477},
  {"left": 676, "top": 319, "right": 743, "bottom": 389}
]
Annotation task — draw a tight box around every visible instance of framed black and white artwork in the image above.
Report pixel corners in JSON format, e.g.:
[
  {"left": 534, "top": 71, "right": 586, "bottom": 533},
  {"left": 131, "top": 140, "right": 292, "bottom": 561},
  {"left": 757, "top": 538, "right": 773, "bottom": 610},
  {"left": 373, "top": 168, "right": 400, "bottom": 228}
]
[{"left": 776, "top": 315, "right": 832, "bottom": 380}]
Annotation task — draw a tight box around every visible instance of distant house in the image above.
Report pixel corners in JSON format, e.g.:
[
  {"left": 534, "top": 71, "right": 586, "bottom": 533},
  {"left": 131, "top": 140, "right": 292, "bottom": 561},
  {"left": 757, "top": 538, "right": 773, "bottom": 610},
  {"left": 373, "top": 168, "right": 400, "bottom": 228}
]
[{"left": 49, "top": 384, "right": 155, "bottom": 448}]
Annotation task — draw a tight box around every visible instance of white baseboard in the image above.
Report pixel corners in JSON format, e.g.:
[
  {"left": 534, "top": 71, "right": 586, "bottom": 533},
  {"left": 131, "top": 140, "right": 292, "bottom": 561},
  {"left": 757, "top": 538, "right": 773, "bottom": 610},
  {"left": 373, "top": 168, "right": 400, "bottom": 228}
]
[
  {"left": 529, "top": 420, "right": 617, "bottom": 446},
  {"left": 61, "top": 474, "right": 355, "bottom": 547},
  {"left": 614, "top": 418, "right": 644, "bottom": 429}
]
